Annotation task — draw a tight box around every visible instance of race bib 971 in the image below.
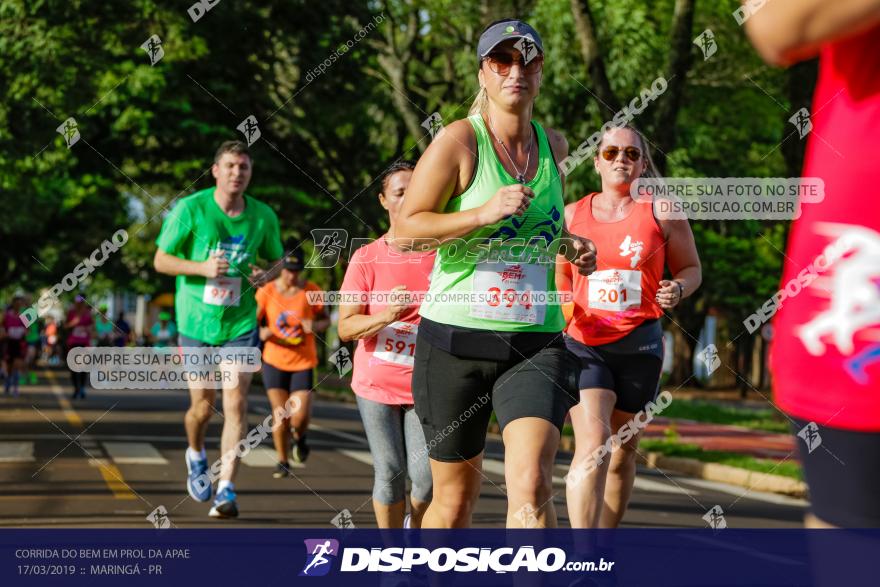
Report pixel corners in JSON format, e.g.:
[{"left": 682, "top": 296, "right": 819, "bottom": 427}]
[{"left": 203, "top": 277, "right": 241, "bottom": 307}]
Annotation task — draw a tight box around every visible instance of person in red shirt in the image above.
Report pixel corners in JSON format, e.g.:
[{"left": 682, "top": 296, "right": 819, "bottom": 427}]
[
  {"left": 65, "top": 295, "right": 94, "bottom": 399},
  {"left": 338, "top": 160, "right": 436, "bottom": 529},
  {"left": 747, "top": 1, "right": 880, "bottom": 528},
  {"left": 557, "top": 126, "right": 701, "bottom": 528},
  {"left": 256, "top": 250, "right": 329, "bottom": 477},
  {"left": 2, "top": 294, "right": 28, "bottom": 397}
]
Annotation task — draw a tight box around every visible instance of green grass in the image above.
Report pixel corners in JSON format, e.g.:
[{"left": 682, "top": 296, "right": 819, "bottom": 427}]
[
  {"left": 640, "top": 439, "right": 803, "bottom": 480},
  {"left": 659, "top": 400, "right": 790, "bottom": 434}
]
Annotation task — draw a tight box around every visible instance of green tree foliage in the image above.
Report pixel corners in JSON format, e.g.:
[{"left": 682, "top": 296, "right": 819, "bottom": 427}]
[{"left": 1, "top": 0, "right": 814, "bottom": 386}]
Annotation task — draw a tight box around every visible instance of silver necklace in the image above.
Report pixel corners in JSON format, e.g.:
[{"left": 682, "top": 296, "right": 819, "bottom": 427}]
[{"left": 488, "top": 114, "right": 533, "bottom": 183}]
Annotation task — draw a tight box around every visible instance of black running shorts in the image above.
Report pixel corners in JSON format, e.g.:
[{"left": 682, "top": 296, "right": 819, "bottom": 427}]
[
  {"left": 564, "top": 319, "right": 664, "bottom": 414},
  {"left": 262, "top": 362, "right": 314, "bottom": 393},
  {"left": 412, "top": 330, "right": 580, "bottom": 462},
  {"left": 792, "top": 418, "right": 880, "bottom": 527}
]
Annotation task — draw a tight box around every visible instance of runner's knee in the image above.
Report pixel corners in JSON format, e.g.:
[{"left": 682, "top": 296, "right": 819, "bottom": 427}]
[
  {"left": 408, "top": 461, "right": 433, "bottom": 504},
  {"left": 189, "top": 399, "right": 213, "bottom": 421},
  {"left": 223, "top": 394, "right": 247, "bottom": 418},
  {"left": 372, "top": 459, "right": 407, "bottom": 505},
  {"left": 575, "top": 422, "right": 612, "bottom": 457},
  {"left": 608, "top": 437, "right": 640, "bottom": 472},
  {"left": 431, "top": 487, "right": 478, "bottom": 523},
  {"left": 507, "top": 463, "right": 553, "bottom": 502}
]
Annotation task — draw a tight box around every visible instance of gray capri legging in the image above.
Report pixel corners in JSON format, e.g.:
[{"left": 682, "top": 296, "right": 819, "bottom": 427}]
[{"left": 355, "top": 395, "right": 433, "bottom": 506}]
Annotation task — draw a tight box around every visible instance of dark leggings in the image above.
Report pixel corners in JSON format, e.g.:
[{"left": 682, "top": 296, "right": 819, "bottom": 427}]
[
  {"left": 66, "top": 344, "right": 88, "bottom": 389},
  {"left": 70, "top": 371, "right": 88, "bottom": 390}
]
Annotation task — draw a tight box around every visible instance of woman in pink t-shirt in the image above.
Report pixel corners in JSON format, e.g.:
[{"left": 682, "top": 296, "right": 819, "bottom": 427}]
[
  {"left": 65, "top": 295, "right": 94, "bottom": 399},
  {"left": 338, "top": 161, "right": 436, "bottom": 528}
]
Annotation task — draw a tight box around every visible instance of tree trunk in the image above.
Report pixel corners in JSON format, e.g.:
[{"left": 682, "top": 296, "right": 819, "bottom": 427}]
[
  {"left": 570, "top": 0, "right": 621, "bottom": 119},
  {"left": 377, "top": 53, "right": 427, "bottom": 152},
  {"left": 650, "top": 0, "right": 696, "bottom": 174}
]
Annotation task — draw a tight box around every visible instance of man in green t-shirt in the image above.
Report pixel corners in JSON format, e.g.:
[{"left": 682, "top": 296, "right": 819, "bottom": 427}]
[
  {"left": 95, "top": 305, "right": 115, "bottom": 346},
  {"left": 154, "top": 140, "right": 284, "bottom": 519},
  {"left": 150, "top": 311, "right": 177, "bottom": 348}
]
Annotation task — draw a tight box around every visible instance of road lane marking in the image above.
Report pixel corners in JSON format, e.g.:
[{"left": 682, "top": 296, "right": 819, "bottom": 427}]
[
  {"left": 102, "top": 442, "right": 168, "bottom": 465},
  {"left": 337, "top": 449, "right": 373, "bottom": 466},
  {"left": 671, "top": 476, "right": 807, "bottom": 506},
  {"left": 631, "top": 476, "right": 699, "bottom": 496},
  {"left": 0, "top": 434, "right": 361, "bottom": 448},
  {"left": 241, "top": 447, "right": 304, "bottom": 468},
  {"left": 89, "top": 458, "right": 137, "bottom": 500},
  {"left": 310, "top": 423, "right": 368, "bottom": 445},
  {"left": 45, "top": 371, "right": 82, "bottom": 428},
  {"left": 0, "top": 442, "right": 35, "bottom": 463},
  {"left": 44, "top": 370, "right": 137, "bottom": 501}
]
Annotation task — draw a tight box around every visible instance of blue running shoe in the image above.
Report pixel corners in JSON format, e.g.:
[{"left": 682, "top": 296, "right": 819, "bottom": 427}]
[
  {"left": 186, "top": 451, "right": 212, "bottom": 502},
  {"left": 208, "top": 486, "right": 238, "bottom": 519}
]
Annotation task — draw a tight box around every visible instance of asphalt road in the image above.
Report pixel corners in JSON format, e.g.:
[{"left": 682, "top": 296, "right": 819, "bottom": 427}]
[{"left": 0, "top": 369, "right": 807, "bottom": 529}]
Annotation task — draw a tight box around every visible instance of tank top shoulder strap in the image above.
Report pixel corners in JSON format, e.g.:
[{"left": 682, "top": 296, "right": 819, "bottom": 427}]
[
  {"left": 632, "top": 194, "right": 664, "bottom": 234},
  {"left": 467, "top": 114, "right": 557, "bottom": 187},
  {"left": 569, "top": 192, "right": 598, "bottom": 229},
  {"left": 532, "top": 120, "right": 559, "bottom": 185},
  {"left": 467, "top": 114, "right": 492, "bottom": 177}
]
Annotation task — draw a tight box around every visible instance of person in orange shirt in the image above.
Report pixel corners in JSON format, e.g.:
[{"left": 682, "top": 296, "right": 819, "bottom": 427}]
[
  {"left": 558, "top": 125, "right": 701, "bottom": 528},
  {"left": 256, "top": 250, "right": 330, "bottom": 478}
]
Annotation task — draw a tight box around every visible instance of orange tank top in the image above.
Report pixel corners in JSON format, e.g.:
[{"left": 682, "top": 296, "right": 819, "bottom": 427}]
[{"left": 565, "top": 192, "right": 665, "bottom": 345}]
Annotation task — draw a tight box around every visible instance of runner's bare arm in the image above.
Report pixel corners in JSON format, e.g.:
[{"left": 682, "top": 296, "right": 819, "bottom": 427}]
[
  {"left": 395, "top": 120, "right": 484, "bottom": 250},
  {"left": 558, "top": 177, "right": 597, "bottom": 276},
  {"left": 745, "top": 0, "right": 880, "bottom": 65},
  {"left": 153, "top": 249, "right": 224, "bottom": 278},
  {"left": 311, "top": 308, "right": 331, "bottom": 334},
  {"left": 396, "top": 119, "right": 537, "bottom": 251},
  {"left": 255, "top": 289, "right": 271, "bottom": 341},
  {"left": 660, "top": 217, "right": 701, "bottom": 299},
  {"left": 555, "top": 202, "right": 578, "bottom": 292},
  {"left": 337, "top": 286, "right": 408, "bottom": 342},
  {"left": 247, "top": 259, "right": 283, "bottom": 288},
  {"left": 263, "top": 259, "right": 284, "bottom": 281}
]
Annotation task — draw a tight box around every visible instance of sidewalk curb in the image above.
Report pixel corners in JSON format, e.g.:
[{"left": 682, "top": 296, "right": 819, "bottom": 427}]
[{"left": 636, "top": 451, "right": 808, "bottom": 499}]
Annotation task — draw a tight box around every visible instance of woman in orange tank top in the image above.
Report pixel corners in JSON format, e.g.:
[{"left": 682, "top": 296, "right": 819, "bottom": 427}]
[
  {"left": 256, "top": 250, "right": 330, "bottom": 476},
  {"left": 557, "top": 125, "right": 701, "bottom": 528}
]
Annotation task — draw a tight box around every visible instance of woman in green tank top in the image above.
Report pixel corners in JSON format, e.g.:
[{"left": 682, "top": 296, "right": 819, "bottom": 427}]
[{"left": 396, "top": 19, "right": 597, "bottom": 529}]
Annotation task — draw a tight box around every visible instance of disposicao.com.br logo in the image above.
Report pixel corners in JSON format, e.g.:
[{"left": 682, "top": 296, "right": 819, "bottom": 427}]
[
  {"left": 300, "top": 539, "right": 339, "bottom": 577},
  {"left": 299, "top": 540, "right": 614, "bottom": 575}
]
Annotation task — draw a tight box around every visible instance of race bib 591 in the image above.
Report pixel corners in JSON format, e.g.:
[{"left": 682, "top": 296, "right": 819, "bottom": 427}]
[{"left": 373, "top": 321, "right": 418, "bottom": 366}]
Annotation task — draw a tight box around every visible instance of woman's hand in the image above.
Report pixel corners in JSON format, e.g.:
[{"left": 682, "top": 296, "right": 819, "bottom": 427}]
[
  {"left": 655, "top": 279, "right": 683, "bottom": 309},
  {"left": 476, "top": 184, "right": 535, "bottom": 226},
  {"left": 381, "top": 285, "right": 410, "bottom": 324}
]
